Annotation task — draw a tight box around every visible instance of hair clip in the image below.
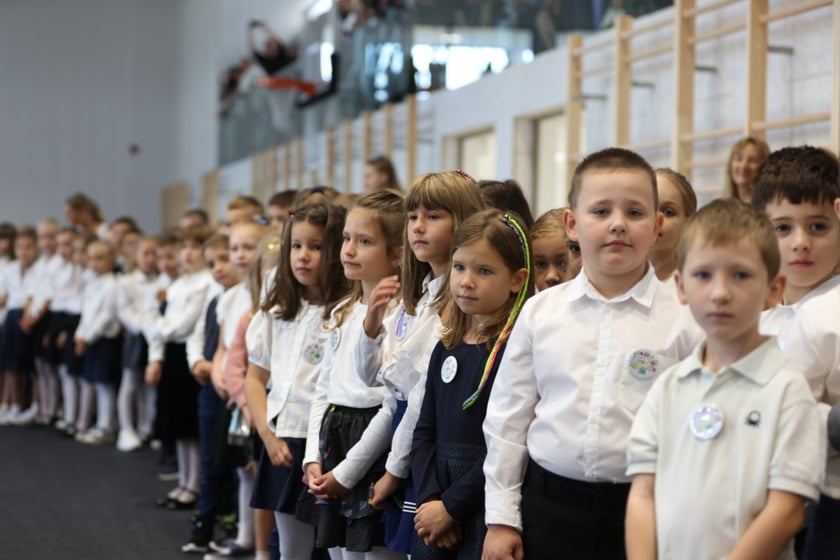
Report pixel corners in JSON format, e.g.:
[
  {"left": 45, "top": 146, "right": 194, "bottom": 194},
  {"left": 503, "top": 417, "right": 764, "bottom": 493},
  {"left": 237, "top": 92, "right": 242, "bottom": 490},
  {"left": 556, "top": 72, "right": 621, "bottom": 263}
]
[
  {"left": 455, "top": 169, "right": 476, "bottom": 182},
  {"left": 310, "top": 187, "right": 325, "bottom": 194},
  {"left": 252, "top": 216, "right": 269, "bottom": 225},
  {"left": 287, "top": 209, "right": 296, "bottom": 217}
]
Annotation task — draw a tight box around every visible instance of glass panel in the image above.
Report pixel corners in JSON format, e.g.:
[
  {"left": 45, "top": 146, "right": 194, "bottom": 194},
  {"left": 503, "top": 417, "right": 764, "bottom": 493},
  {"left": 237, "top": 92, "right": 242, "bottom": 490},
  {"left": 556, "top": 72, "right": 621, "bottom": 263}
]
[{"left": 459, "top": 130, "right": 496, "bottom": 181}]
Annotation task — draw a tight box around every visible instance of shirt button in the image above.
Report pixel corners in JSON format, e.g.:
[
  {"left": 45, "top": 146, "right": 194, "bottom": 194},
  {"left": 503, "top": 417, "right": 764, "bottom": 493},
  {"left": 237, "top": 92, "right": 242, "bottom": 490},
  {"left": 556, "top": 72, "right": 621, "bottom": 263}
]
[{"left": 596, "top": 355, "right": 611, "bottom": 367}]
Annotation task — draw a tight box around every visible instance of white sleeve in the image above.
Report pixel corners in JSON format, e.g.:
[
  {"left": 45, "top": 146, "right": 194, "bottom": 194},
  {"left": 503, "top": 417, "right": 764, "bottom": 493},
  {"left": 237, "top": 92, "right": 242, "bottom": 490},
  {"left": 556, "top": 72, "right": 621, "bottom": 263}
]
[
  {"left": 482, "top": 307, "right": 539, "bottom": 532},
  {"left": 333, "top": 391, "right": 395, "bottom": 489},
  {"left": 246, "top": 310, "right": 272, "bottom": 370},
  {"left": 116, "top": 277, "right": 143, "bottom": 334},
  {"left": 384, "top": 367, "right": 426, "bottom": 479},
  {"left": 354, "top": 308, "right": 399, "bottom": 387},
  {"left": 304, "top": 340, "right": 334, "bottom": 467},
  {"left": 187, "top": 295, "right": 211, "bottom": 370},
  {"left": 778, "top": 308, "right": 835, "bottom": 419},
  {"left": 626, "top": 377, "right": 663, "bottom": 476},
  {"left": 158, "top": 283, "right": 210, "bottom": 341}
]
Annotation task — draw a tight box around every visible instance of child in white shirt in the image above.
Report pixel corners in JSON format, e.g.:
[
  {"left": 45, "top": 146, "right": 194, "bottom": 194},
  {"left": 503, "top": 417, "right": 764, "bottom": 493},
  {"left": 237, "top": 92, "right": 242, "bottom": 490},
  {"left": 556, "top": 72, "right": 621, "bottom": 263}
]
[
  {"left": 482, "top": 148, "right": 703, "bottom": 560},
  {"left": 626, "top": 198, "right": 824, "bottom": 560}
]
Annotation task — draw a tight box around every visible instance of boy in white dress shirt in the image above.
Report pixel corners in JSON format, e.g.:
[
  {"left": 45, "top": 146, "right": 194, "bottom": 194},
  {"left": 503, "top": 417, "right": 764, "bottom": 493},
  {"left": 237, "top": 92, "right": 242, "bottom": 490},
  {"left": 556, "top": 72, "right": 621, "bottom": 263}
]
[
  {"left": 626, "top": 199, "right": 824, "bottom": 560},
  {"left": 482, "top": 148, "right": 703, "bottom": 560},
  {"left": 755, "top": 146, "right": 840, "bottom": 337}
]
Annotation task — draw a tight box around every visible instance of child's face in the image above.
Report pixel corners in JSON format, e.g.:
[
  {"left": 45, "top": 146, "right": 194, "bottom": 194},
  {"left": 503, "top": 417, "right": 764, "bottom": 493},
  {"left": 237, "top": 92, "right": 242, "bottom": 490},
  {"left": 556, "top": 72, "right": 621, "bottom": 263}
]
[
  {"left": 676, "top": 237, "right": 783, "bottom": 347},
  {"left": 289, "top": 221, "right": 324, "bottom": 300},
  {"left": 222, "top": 208, "right": 255, "bottom": 235},
  {"left": 652, "top": 174, "right": 690, "bottom": 260},
  {"left": 157, "top": 245, "right": 179, "bottom": 278},
  {"left": 766, "top": 198, "right": 840, "bottom": 298},
  {"left": 730, "top": 143, "right": 763, "bottom": 202},
  {"left": 136, "top": 239, "right": 159, "bottom": 276},
  {"left": 57, "top": 232, "right": 74, "bottom": 262},
  {"left": 15, "top": 237, "right": 38, "bottom": 267},
  {"left": 37, "top": 224, "right": 57, "bottom": 255},
  {"left": 72, "top": 239, "right": 87, "bottom": 267},
  {"left": 449, "top": 239, "right": 525, "bottom": 325},
  {"left": 407, "top": 205, "right": 455, "bottom": 277},
  {"left": 268, "top": 204, "right": 291, "bottom": 233},
  {"left": 204, "top": 245, "right": 237, "bottom": 289},
  {"left": 230, "top": 225, "right": 261, "bottom": 278},
  {"left": 87, "top": 244, "right": 114, "bottom": 276},
  {"left": 180, "top": 240, "right": 205, "bottom": 273},
  {"left": 565, "top": 170, "right": 662, "bottom": 290},
  {"left": 532, "top": 234, "right": 569, "bottom": 291},
  {"left": 342, "top": 207, "right": 395, "bottom": 287}
]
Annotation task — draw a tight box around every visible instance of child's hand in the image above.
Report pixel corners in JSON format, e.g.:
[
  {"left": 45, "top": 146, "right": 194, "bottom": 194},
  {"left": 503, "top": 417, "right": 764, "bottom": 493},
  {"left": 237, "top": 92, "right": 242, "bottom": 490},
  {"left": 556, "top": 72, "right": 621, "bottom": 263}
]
[
  {"left": 370, "top": 471, "right": 403, "bottom": 510},
  {"left": 145, "top": 361, "right": 162, "bottom": 385},
  {"left": 0, "top": 294, "right": 7, "bottom": 309},
  {"left": 414, "top": 499, "right": 457, "bottom": 547},
  {"left": 304, "top": 462, "right": 323, "bottom": 490},
  {"left": 19, "top": 314, "right": 33, "bottom": 333},
  {"left": 363, "top": 275, "right": 400, "bottom": 338},
  {"left": 155, "top": 288, "right": 167, "bottom": 303},
  {"left": 481, "top": 524, "right": 524, "bottom": 560},
  {"left": 74, "top": 338, "right": 87, "bottom": 357},
  {"left": 192, "top": 360, "right": 211, "bottom": 384},
  {"left": 56, "top": 331, "right": 67, "bottom": 348},
  {"left": 434, "top": 524, "right": 463, "bottom": 550},
  {"left": 263, "top": 434, "right": 293, "bottom": 468},
  {"left": 309, "top": 471, "right": 351, "bottom": 499}
]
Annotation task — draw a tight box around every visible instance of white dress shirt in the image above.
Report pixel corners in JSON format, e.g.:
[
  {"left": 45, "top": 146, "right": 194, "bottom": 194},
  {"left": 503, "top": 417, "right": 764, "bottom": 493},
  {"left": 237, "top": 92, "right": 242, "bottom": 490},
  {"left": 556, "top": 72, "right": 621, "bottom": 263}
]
[
  {"left": 304, "top": 297, "right": 394, "bottom": 489},
  {"left": 246, "top": 302, "right": 327, "bottom": 438},
  {"left": 75, "top": 273, "right": 120, "bottom": 343},
  {"left": 627, "top": 339, "right": 824, "bottom": 560},
  {"left": 483, "top": 266, "right": 703, "bottom": 530},
  {"left": 760, "top": 275, "right": 840, "bottom": 337},
  {"left": 0, "top": 261, "right": 39, "bottom": 310},
  {"left": 28, "top": 253, "right": 62, "bottom": 316},
  {"left": 778, "top": 275, "right": 840, "bottom": 498},
  {"left": 354, "top": 273, "right": 446, "bottom": 478},
  {"left": 148, "top": 269, "right": 214, "bottom": 363},
  {"left": 185, "top": 281, "right": 224, "bottom": 370},
  {"left": 117, "top": 269, "right": 164, "bottom": 335}
]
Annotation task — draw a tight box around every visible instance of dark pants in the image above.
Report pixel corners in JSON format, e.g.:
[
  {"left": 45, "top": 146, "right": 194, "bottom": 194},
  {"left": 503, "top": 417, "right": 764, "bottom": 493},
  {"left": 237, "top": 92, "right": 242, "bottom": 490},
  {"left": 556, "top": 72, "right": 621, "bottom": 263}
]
[
  {"left": 521, "top": 460, "right": 630, "bottom": 560},
  {"left": 803, "top": 494, "right": 840, "bottom": 560},
  {"left": 196, "top": 384, "right": 234, "bottom": 523}
]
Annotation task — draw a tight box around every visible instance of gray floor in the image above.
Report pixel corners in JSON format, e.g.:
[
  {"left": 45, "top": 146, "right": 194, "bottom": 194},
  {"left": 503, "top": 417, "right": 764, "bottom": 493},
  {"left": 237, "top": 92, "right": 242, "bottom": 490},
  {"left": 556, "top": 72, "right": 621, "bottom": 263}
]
[{"left": 0, "top": 425, "right": 193, "bottom": 560}]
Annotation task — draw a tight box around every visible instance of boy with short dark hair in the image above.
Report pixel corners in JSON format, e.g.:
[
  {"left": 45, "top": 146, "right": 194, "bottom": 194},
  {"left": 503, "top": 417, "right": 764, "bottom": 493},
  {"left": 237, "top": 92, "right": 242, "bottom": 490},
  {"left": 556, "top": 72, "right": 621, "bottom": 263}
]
[
  {"left": 753, "top": 146, "right": 840, "bottom": 335},
  {"left": 266, "top": 190, "right": 296, "bottom": 233},
  {"left": 482, "top": 148, "right": 703, "bottom": 560},
  {"left": 626, "top": 199, "right": 824, "bottom": 560}
]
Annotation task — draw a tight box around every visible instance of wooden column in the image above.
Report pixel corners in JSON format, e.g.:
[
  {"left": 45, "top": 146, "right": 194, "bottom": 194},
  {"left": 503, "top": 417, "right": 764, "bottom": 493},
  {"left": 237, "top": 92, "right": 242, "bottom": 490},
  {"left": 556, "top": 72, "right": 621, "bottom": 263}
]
[
  {"left": 200, "top": 170, "right": 220, "bottom": 226},
  {"left": 565, "top": 34, "right": 583, "bottom": 187},
  {"left": 343, "top": 120, "right": 353, "bottom": 192},
  {"left": 383, "top": 103, "right": 394, "bottom": 157},
  {"left": 363, "top": 111, "right": 373, "bottom": 162},
  {"left": 832, "top": 0, "right": 840, "bottom": 154},
  {"left": 406, "top": 95, "right": 418, "bottom": 182},
  {"left": 672, "top": 0, "right": 696, "bottom": 179},
  {"left": 613, "top": 15, "right": 634, "bottom": 146},
  {"left": 326, "top": 127, "right": 336, "bottom": 188},
  {"left": 745, "top": 0, "right": 768, "bottom": 138}
]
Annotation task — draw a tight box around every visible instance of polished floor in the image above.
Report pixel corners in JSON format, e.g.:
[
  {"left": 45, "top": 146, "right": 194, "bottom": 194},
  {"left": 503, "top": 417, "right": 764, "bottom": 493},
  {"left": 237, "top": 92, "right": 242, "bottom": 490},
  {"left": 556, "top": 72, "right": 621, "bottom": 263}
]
[{"left": 0, "top": 424, "right": 194, "bottom": 560}]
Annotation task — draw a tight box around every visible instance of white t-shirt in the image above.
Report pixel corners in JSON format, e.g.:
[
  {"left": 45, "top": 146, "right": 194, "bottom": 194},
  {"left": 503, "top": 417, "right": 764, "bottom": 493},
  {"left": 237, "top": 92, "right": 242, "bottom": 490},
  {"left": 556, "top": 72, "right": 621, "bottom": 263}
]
[{"left": 627, "top": 339, "right": 824, "bottom": 560}]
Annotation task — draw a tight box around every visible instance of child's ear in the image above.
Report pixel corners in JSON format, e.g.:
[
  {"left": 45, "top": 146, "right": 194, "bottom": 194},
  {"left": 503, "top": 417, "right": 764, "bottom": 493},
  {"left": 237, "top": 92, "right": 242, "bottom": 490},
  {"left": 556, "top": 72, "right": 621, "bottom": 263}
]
[
  {"left": 674, "top": 270, "right": 689, "bottom": 305},
  {"left": 510, "top": 267, "right": 528, "bottom": 294},
  {"left": 834, "top": 198, "right": 840, "bottom": 219},
  {"left": 764, "top": 273, "right": 786, "bottom": 310},
  {"left": 653, "top": 211, "right": 664, "bottom": 239},
  {"left": 562, "top": 208, "right": 578, "bottom": 242}
]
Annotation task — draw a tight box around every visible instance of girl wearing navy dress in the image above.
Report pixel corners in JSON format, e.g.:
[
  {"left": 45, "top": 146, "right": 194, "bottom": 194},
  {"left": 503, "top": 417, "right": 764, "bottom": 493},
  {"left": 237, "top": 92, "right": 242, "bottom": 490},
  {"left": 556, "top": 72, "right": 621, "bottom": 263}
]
[
  {"left": 244, "top": 201, "right": 351, "bottom": 560},
  {"left": 411, "top": 209, "right": 533, "bottom": 559},
  {"left": 73, "top": 240, "right": 122, "bottom": 444},
  {"left": 303, "top": 191, "right": 406, "bottom": 559}
]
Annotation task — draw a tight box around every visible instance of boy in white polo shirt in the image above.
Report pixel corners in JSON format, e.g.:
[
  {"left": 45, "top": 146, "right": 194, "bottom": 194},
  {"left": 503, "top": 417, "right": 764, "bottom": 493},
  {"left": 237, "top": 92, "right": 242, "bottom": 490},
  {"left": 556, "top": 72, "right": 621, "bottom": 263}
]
[
  {"left": 482, "top": 148, "right": 703, "bottom": 560},
  {"left": 626, "top": 199, "right": 824, "bottom": 560}
]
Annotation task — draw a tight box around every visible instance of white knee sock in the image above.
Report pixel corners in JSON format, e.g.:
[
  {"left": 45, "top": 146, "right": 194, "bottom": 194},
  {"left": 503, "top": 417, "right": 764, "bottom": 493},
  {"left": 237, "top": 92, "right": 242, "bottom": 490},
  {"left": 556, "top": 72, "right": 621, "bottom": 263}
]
[
  {"left": 59, "top": 365, "right": 78, "bottom": 424},
  {"left": 236, "top": 467, "right": 256, "bottom": 548},
  {"left": 138, "top": 382, "right": 156, "bottom": 438},
  {"left": 76, "top": 380, "right": 94, "bottom": 431},
  {"left": 42, "top": 363, "right": 59, "bottom": 418},
  {"left": 176, "top": 440, "right": 189, "bottom": 489},
  {"left": 94, "top": 382, "right": 115, "bottom": 431},
  {"left": 273, "top": 512, "right": 315, "bottom": 560},
  {"left": 117, "top": 367, "right": 138, "bottom": 433},
  {"left": 184, "top": 439, "right": 201, "bottom": 492}
]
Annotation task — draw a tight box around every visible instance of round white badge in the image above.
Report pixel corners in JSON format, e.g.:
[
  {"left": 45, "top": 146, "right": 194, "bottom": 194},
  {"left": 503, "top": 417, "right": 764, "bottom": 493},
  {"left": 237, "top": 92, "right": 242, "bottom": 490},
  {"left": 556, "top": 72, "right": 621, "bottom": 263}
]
[
  {"left": 395, "top": 309, "right": 410, "bottom": 341},
  {"left": 689, "top": 403, "right": 724, "bottom": 441},
  {"left": 329, "top": 329, "right": 341, "bottom": 351},
  {"left": 627, "top": 349, "right": 658, "bottom": 380},
  {"left": 441, "top": 356, "right": 458, "bottom": 384},
  {"left": 302, "top": 340, "right": 325, "bottom": 365}
]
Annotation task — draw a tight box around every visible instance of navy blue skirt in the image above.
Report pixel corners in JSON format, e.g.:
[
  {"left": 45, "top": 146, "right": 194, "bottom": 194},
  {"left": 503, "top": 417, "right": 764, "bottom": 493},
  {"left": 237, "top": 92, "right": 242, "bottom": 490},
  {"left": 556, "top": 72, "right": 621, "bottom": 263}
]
[
  {"left": 251, "top": 436, "right": 315, "bottom": 518},
  {"left": 60, "top": 313, "right": 83, "bottom": 376},
  {"left": 155, "top": 342, "right": 200, "bottom": 440},
  {"left": 384, "top": 399, "right": 417, "bottom": 554},
  {"left": 31, "top": 310, "right": 51, "bottom": 359},
  {"left": 82, "top": 335, "right": 122, "bottom": 384},
  {"left": 0, "top": 309, "right": 34, "bottom": 373},
  {"left": 122, "top": 332, "right": 148, "bottom": 370}
]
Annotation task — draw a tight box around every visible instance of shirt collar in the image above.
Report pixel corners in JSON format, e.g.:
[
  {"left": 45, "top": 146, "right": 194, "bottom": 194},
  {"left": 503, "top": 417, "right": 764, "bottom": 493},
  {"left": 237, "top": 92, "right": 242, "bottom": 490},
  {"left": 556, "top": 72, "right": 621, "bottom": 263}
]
[
  {"left": 567, "top": 263, "right": 658, "bottom": 307},
  {"left": 423, "top": 273, "right": 445, "bottom": 301},
  {"left": 796, "top": 274, "right": 840, "bottom": 308},
  {"left": 676, "top": 338, "right": 782, "bottom": 386}
]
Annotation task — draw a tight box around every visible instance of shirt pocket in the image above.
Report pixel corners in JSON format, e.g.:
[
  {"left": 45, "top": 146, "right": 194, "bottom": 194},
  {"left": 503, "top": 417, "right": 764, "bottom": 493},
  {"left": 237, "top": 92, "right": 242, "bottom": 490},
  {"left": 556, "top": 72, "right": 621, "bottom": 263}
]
[{"left": 618, "top": 349, "right": 677, "bottom": 413}]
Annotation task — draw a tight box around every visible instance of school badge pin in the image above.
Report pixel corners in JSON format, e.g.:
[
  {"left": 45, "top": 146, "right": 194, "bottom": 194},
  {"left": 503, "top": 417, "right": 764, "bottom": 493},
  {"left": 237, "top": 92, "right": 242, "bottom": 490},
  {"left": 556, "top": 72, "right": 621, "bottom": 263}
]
[{"left": 628, "top": 349, "right": 658, "bottom": 380}]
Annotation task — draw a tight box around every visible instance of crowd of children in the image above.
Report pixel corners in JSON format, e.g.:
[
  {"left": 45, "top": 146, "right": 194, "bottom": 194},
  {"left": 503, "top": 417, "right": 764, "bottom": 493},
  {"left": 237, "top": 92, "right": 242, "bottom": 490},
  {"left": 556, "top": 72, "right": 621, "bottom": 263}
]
[{"left": 1, "top": 143, "right": 840, "bottom": 560}]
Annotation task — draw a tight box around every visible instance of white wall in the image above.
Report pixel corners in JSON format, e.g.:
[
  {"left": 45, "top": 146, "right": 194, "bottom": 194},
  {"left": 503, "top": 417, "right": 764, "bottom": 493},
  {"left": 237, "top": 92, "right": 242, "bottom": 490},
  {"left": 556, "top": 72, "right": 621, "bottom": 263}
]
[{"left": 0, "top": 0, "right": 181, "bottom": 233}]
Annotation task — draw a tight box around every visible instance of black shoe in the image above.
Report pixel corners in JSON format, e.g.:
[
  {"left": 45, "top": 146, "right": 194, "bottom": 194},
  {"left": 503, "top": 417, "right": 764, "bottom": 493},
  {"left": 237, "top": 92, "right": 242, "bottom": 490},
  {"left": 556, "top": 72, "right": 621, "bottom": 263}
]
[{"left": 181, "top": 519, "right": 214, "bottom": 554}]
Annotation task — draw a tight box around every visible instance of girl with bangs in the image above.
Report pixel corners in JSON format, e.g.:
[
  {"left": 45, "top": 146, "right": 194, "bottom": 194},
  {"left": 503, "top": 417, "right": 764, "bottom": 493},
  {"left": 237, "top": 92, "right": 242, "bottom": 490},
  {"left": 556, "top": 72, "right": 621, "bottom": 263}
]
[{"left": 355, "top": 171, "right": 484, "bottom": 553}]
